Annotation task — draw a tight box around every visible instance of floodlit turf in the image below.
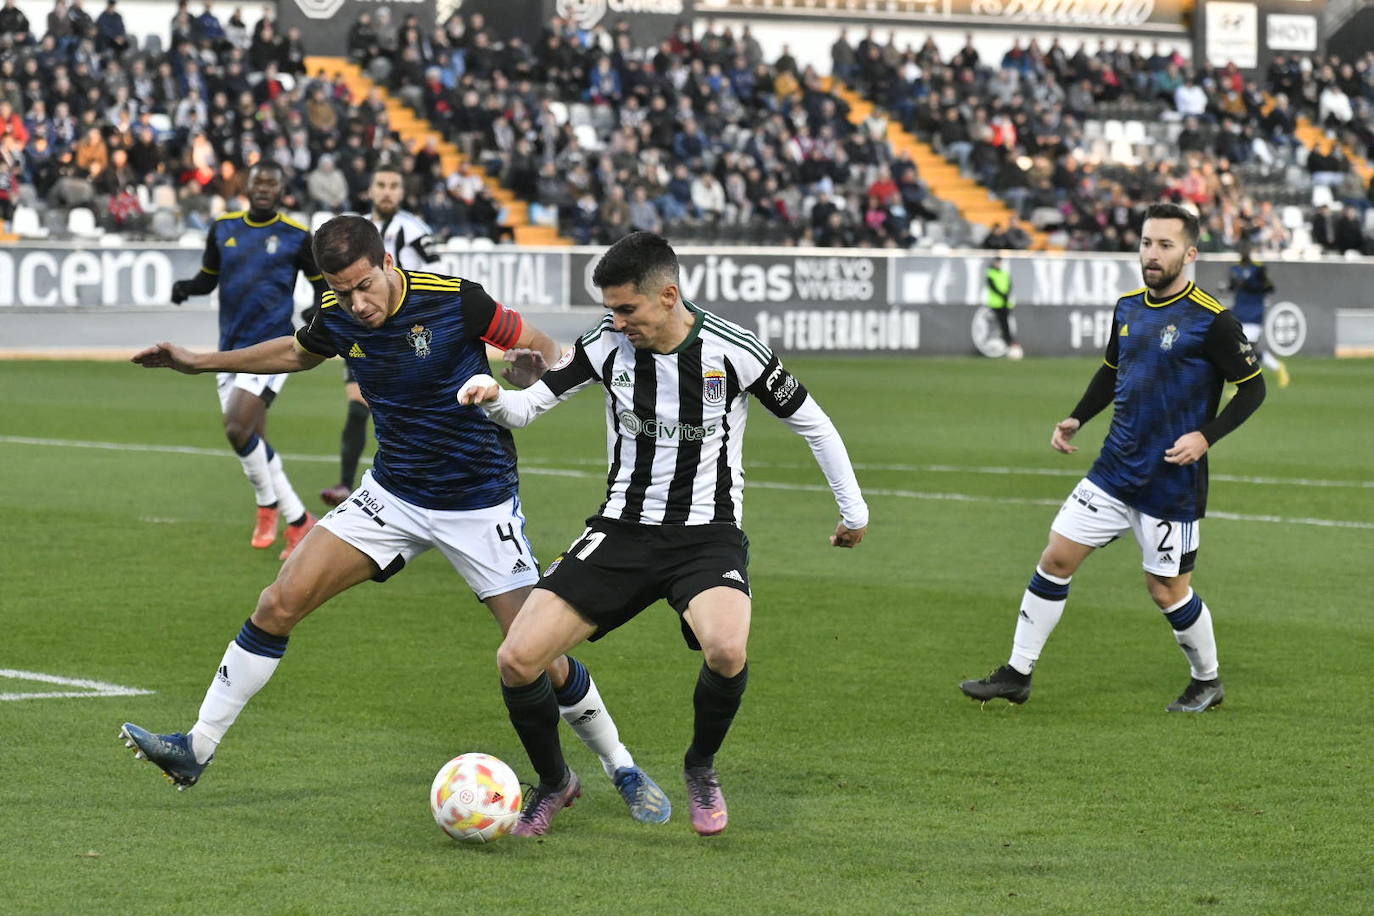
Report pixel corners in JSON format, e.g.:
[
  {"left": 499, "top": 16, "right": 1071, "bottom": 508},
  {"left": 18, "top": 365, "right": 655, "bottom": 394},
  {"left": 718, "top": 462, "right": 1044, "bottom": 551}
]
[{"left": 2, "top": 355, "right": 1371, "bottom": 914}]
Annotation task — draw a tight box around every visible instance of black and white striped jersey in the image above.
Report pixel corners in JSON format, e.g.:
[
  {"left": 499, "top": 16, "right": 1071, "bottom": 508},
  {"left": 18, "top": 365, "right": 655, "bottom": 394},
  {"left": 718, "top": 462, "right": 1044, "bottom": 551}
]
[
  {"left": 483, "top": 303, "right": 868, "bottom": 530},
  {"left": 372, "top": 210, "right": 438, "bottom": 271}
]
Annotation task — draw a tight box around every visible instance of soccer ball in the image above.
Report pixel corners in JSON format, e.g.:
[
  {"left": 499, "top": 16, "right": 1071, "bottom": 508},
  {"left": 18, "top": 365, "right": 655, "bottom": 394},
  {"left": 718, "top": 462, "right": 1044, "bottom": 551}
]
[
  {"left": 1007, "top": 343, "right": 1025, "bottom": 360},
  {"left": 429, "top": 753, "right": 523, "bottom": 844}
]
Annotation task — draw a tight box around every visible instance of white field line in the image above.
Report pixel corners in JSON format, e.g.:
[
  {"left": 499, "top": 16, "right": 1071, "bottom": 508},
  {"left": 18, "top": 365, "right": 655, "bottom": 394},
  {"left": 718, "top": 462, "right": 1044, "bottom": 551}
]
[
  {"left": 0, "top": 668, "right": 155, "bottom": 702},
  {"left": 2, "top": 435, "right": 1372, "bottom": 531}
]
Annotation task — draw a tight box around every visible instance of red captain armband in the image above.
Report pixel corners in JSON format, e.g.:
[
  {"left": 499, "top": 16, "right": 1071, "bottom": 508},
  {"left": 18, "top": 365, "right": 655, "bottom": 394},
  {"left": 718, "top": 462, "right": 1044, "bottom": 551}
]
[{"left": 481, "top": 301, "right": 524, "bottom": 350}]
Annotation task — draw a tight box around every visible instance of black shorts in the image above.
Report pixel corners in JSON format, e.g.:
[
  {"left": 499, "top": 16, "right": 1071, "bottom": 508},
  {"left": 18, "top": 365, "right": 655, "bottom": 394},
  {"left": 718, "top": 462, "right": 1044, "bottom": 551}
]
[{"left": 538, "top": 517, "right": 751, "bottom": 648}]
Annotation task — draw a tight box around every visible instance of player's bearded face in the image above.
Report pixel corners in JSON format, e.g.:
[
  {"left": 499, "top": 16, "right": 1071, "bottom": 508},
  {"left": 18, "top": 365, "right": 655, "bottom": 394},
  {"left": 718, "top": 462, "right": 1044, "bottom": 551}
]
[
  {"left": 370, "top": 174, "right": 402, "bottom": 218},
  {"left": 1138, "top": 218, "right": 1195, "bottom": 292}
]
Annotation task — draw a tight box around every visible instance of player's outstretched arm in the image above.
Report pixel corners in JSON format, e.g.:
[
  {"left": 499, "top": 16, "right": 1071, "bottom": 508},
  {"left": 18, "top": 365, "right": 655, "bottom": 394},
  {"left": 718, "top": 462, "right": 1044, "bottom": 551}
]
[
  {"left": 457, "top": 371, "right": 565, "bottom": 429},
  {"left": 132, "top": 336, "right": 324, "bottom": 375}
]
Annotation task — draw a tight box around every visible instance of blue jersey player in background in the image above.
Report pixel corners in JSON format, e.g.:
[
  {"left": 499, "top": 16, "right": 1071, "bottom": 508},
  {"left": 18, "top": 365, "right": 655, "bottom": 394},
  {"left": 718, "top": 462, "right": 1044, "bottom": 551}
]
[
  {"left": 123, "top": 216, "right": 671, "bottom": 825},
  {"left": 960, "top": 203, "right": 1267, "bottom": 713},
  {"left": 1228, "top": 240, "right": 1290, "bottom": 389},
  {"left": 170, "top": 161, "right": 328, "bottom": 559}
]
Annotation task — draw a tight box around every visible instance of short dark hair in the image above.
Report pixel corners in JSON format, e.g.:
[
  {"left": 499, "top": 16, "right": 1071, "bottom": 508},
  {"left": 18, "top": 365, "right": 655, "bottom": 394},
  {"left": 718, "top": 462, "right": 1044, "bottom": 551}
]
[
  {"left": 1142, "top": 202, "right": 1199, "bottom": 248},
  {"left": 371, "top": 162, "right": 404, "bottom": 180},
  {"left": 313, "top": 214, "right": 385, "bottom": 274},
  {"left": 591, "top": 231, "right": 679, "bottom": 294},
  {"left": 248, "top": 160, "right": 284, "bottom": 180}
]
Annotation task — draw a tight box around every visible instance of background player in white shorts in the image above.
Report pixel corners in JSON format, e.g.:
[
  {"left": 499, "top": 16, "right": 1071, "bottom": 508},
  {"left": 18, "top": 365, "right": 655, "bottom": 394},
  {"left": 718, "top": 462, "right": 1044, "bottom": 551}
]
[
  {"left": 169, "top": 162, "right": 328, "bottom": 558},
  {"left": 960, "top": 204, "right": 1266, "bottom": 713}
]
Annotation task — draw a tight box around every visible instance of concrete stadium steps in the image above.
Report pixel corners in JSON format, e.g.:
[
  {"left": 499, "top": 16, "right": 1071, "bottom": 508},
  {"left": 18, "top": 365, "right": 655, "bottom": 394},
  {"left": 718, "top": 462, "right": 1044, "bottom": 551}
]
[
  {"left": 302, "top": 56, "right": 571, "bottom": 246},
  {"left": 1294, "top": 117, "right": 1374, "bottom": 186},
  {"left": 826, "top": 80, "right": 1051, "bottom": 250},
  {"left": 1263, "top": 93, "right": 1374, "bottom": 187}
]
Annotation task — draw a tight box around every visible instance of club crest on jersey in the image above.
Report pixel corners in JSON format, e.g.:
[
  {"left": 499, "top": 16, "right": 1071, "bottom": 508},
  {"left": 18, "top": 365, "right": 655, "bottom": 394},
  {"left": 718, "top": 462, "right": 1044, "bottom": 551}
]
[
  {"left": 265, "top": 235, "right": 279, "bottom": 255},
  {"left": 703, "top": 369, "right": 726, "bottom": 404},
  {"left": 407, "top": 324, "right": 433, "bottom": 358},
  {"left": 1159, "top": 324, "right": 1179, "bottom": 351}
]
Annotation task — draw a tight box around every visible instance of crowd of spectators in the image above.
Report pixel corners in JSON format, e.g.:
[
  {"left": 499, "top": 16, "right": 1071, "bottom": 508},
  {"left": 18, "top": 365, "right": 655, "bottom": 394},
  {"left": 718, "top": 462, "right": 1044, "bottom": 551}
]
[
  {"left": 0, "top": 0, "right": 515, "bottom": 240},
  {"left": 841, "top": 27, "right": 1374, "bottom": 254},
  {"left": 349, "top": 13, "right": 943, "bottom": 247},
  {"left": 0, "top": 1, "right": 1371, "bottom": 255}
]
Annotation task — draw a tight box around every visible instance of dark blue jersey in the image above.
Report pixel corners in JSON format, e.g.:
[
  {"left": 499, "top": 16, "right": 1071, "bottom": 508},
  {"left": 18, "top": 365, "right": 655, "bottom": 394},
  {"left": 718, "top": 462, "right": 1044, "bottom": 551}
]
[
  {"left": 295, "top": 269, "right": 527, "bottom": 512},
  {"left": 202, "top": 211, "right": 321, "bottom": 351},
  {"left": 1088, "top": 282, "right": 1261, "bottom": 522},
  {"left": 1226, "top": 261, "right": 1272, "bottom": 325}
]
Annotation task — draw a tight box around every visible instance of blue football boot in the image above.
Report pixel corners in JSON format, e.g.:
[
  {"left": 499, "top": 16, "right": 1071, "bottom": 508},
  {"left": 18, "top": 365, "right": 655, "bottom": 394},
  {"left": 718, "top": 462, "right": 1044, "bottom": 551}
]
[
  {"left": 612, "top": 765, "right": 672, "bottom": 824},
  {"left": 119, "top": 722, "right": 212, "bottom": 790}
]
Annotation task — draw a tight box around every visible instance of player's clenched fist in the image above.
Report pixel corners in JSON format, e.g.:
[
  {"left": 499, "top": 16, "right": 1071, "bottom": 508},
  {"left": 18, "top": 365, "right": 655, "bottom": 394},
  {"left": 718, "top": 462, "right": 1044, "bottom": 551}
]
[{"left": 457, "top": 374, "right": 501, "bottom": 406}]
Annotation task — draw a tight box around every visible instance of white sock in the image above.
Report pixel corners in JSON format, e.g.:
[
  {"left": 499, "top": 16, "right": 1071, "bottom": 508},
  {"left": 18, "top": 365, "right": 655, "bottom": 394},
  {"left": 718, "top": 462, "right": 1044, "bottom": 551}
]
[
  {"left": 1009, "top": 566, "right": 1071, "bottom": 675},
  {"left": 188, "top": 640, "right": 283, "bottom": 763},
  {"left": 267, "top": 449, "right": 307, "bottom": 524},
  {"left": 1165, "top": 591, "right": 1219, "bottom": 681},
  {"left": 236, "top": 437, "right": 276, "bottom": 506},
  {"left": 560, "top": 675, "right": 634, "bottom": 778}
]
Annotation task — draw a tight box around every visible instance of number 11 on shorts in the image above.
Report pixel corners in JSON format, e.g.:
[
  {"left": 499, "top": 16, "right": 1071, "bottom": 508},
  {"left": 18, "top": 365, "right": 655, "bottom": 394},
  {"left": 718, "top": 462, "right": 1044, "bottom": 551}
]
[{"left": 569, "top": 527, "right": 606, "bottom": 561}]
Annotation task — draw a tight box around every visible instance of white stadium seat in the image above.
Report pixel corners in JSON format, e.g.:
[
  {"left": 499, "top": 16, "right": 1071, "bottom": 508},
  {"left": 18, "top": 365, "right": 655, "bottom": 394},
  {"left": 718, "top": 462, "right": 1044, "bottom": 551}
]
[
  {"left": 1311, "top": 185, "right": 1334, "bottom": 208},
  {"left": 67, "top": 207, "right": 101, "bottom": 239},
  {"left": 11, "top": 205, "right": 48, "bottom": 238},
  {"left": 310, "top": 211, "right": 333, "bottom": 232}
]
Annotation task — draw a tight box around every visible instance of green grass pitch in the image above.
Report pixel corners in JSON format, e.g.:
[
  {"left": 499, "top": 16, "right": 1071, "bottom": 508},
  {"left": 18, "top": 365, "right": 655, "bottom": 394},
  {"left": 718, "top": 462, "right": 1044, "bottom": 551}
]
[{"left": 2, "top": 355, "right": 1371, "bottom": 914}]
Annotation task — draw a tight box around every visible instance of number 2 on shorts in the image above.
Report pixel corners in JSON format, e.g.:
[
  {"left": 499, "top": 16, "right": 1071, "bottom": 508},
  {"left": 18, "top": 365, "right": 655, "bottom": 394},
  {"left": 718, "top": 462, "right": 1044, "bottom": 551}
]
[{"left": 1155, "top": 520, "right": 1174, "bottom": 553}]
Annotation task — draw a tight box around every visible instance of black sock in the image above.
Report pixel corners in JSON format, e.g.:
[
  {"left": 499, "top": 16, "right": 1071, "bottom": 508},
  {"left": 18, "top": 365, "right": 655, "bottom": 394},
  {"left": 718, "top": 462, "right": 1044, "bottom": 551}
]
[
  {"left": 340, "top": 401, "right": 370, "bottom": 488},
  {"left": 684, "top": 662, "right": 749, "bottom": 770},
  {"left": 501, "top": 674, "right": 566, "bottom": 789}
]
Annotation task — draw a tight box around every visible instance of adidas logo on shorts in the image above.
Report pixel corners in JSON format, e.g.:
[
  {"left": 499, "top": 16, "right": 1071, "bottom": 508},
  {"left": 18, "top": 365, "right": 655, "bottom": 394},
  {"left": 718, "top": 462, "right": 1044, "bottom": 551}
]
[
  {"left": 511, "top": 558, "right": 531, "bottom": 574},
  {"left": 721, "top": 569, "right": 744, "bottom": 583}
]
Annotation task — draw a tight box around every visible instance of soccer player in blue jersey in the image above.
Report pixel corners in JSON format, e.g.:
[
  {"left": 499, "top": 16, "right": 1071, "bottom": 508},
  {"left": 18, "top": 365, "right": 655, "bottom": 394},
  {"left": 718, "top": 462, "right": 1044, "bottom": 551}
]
[
  {"left": 122, "top": 216, "right": 671, "bottom": 824},
  {"left": 960, "top": 203, "right": 1266, "bottom": 713},
  {"left": 1228, "top": 240, "right": 1290, "bottom": 388},
  {"left": 170, "top": 161, "right": 326, "bottom": 559},
  {"left": 318, "top": 165, "right": 442, "bottom": 509}
]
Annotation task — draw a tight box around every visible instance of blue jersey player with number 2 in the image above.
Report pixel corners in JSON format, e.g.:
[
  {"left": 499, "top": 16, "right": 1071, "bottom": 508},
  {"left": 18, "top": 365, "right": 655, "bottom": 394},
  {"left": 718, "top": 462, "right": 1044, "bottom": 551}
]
[
  {"left": 122, "top": 216, "right": 671, "bottom": 825},
  {"left": 960, "top": 203, "right": 1267, "bottom": 713}
]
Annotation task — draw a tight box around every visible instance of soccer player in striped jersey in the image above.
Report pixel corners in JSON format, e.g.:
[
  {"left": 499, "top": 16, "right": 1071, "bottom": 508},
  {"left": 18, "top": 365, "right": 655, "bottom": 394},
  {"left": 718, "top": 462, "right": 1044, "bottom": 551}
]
[
  {"left": 459, "top": 231, "right": 870, "bottom": 836},
  {"left": 319, "top": 164, "right": 443, "bottom": 509},
  {"left": 960, "top": 203, "right": 1266, "bottom": 713},
  {"left": 169, "top": 161, "right": 327, "bottom": 558},
  {"left": 122, "top": 217, "right": 670, "bottom": 824}
]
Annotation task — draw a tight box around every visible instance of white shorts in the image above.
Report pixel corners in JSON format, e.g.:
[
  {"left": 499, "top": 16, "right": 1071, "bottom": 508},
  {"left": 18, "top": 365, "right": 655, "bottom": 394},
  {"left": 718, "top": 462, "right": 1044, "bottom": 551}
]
[
  {"left": 1050, "top": 478, "right": 1199, "bottom": 577},
  {"left": 1242, "top": 322, "right": 1262, "bottom": 344},
  {"left": 216, "top": 371, "right": 288, "bottom": 413},
  {"left": 317, "top": 470, "right": 540, "bottom": 599}
]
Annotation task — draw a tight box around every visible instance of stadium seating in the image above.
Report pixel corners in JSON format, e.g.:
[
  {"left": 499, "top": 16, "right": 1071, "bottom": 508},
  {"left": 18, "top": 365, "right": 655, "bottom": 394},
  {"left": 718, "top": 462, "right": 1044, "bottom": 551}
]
[{"left": 1, "top": 6, "right": 1371, "bottom": 255}]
